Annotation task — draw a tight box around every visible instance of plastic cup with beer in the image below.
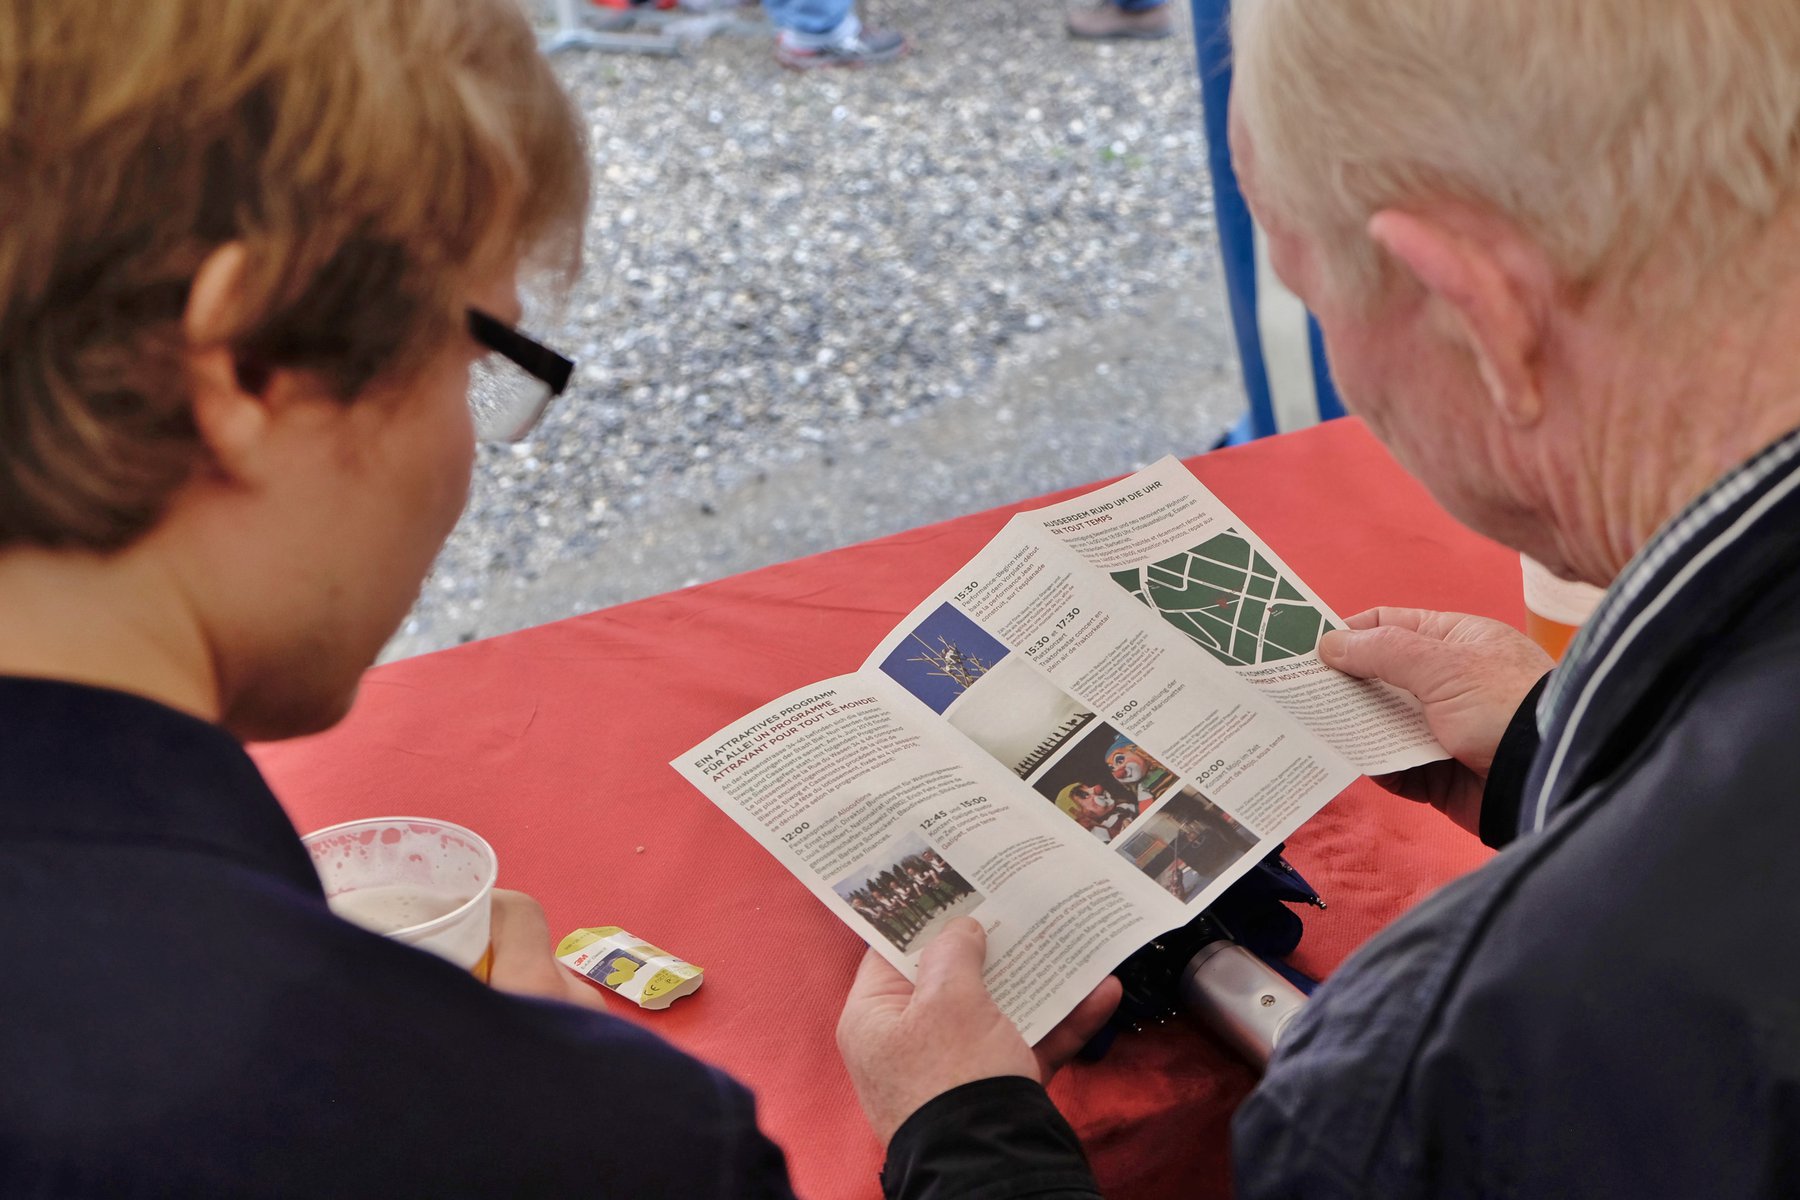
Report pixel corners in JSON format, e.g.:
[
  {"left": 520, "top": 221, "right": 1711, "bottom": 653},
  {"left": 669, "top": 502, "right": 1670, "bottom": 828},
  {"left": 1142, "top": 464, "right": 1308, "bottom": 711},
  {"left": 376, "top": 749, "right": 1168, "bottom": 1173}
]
[
  {"left": 1520, "top": 553, "right": 1605, "bottom": 660},
  {"left": 303, "top": 817, "right": 498, "bottom": 980}
]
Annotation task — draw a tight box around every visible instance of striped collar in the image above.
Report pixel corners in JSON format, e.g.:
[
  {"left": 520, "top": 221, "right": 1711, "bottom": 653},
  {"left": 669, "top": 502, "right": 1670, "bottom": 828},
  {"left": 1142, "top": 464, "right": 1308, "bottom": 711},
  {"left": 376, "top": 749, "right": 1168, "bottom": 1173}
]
[{"left": 1529, "top": 423, "right": 1800, "bottom": 833}]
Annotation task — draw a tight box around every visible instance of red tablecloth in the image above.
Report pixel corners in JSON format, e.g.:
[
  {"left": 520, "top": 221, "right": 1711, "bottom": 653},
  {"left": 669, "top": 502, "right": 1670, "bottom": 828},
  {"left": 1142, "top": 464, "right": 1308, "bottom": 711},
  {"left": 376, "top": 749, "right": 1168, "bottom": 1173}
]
[{"left": 254, "top": 418, "right": 1514, "bottom": 1198}]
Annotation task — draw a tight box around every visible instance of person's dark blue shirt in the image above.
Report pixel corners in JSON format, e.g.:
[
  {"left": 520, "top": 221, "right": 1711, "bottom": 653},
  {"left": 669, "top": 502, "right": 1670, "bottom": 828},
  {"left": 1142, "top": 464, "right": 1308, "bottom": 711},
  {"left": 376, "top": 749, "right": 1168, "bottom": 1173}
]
[{"left": 0, "top": 677, "right": 795, "bottom": 1197}]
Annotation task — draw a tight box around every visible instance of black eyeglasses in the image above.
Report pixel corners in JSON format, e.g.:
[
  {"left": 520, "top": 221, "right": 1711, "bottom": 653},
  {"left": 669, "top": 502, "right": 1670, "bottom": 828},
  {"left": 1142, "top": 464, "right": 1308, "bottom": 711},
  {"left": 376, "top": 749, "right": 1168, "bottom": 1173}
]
[{"left": 467, "top": 307, "right": 576, "bottom": 443}]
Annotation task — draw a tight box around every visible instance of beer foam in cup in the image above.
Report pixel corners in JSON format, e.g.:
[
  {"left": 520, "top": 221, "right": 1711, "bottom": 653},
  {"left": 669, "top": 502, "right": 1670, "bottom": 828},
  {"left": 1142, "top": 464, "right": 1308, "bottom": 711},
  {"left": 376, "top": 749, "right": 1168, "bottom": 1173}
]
[
  {"left": 557, "top": 926, "right": 704, "bottom": 1010},
  {"left": 303, "top": 817, "right": 497, "bottom": 975},
  {"left": 327, "top": 884, "right": 474, "bottom": 935}
]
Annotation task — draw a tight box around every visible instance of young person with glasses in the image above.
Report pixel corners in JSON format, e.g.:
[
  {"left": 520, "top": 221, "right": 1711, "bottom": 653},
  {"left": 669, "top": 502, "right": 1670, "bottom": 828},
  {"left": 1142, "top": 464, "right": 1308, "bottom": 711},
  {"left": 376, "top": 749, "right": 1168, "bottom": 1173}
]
[{"left": 0, "top": 1, "right": 904, "bottom": 1193}]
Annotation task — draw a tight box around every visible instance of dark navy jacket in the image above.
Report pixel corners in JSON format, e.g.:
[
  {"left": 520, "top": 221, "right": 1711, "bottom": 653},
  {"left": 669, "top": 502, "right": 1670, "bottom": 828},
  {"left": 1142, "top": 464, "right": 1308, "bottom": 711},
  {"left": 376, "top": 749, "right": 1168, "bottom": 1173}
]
[
  {"left": 0, "top": 679, "right": 797, "bottom": 1197},
  {"left": 1235, "top": 428, "right": 1800, "bottom": 1198}
]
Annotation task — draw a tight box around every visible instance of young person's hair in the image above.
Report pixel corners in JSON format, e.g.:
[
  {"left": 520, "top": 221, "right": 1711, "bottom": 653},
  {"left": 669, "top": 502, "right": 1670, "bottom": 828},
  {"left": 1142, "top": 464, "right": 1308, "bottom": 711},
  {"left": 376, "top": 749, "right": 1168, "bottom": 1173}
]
[{"left": 0, "top": 0, "right": 589, "bottom": 549}]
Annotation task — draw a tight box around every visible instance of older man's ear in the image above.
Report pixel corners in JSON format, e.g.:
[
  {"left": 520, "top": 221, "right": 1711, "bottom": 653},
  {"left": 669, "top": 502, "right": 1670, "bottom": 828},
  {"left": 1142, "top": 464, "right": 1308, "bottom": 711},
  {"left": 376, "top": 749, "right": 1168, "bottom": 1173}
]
[{"left": 1367, "top": 208, "right": 1555, "bottom": 430}]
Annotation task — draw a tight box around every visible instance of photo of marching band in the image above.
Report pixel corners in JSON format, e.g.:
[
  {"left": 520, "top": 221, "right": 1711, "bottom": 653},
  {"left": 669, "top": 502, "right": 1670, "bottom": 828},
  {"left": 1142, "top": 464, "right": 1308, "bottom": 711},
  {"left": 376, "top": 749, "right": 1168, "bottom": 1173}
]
[{"left": 831, "top": 831, "right": 984, "bottom": 955}]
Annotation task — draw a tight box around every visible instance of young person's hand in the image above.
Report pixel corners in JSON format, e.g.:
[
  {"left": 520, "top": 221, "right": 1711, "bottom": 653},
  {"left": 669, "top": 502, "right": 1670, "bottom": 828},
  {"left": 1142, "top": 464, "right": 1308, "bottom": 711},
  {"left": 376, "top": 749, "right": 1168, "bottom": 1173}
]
[
  {"left": 1319, "top": 608, "right": 1552, "bottom": 834},
  {"left": 486, "top": 888, "right": 607, "bottom": 1011},
  {"left": 836, "top": 917, "right": 1121, "bottom": 1145}
]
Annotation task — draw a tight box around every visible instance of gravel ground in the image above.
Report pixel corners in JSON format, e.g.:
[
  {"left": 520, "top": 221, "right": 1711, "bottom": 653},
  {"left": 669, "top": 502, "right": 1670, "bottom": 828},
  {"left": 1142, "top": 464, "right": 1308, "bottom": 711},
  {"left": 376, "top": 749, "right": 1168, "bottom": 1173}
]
[{"left": 386, "top": 0, "right": 1242, "bottom": 660}]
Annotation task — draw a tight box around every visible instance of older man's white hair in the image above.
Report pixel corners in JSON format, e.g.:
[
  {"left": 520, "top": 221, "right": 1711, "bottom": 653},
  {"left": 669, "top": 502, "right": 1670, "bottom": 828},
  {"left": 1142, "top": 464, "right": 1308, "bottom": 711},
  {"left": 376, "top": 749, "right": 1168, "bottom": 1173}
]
[{"left": 1232, "top": 0, "right": 1800, "bottom": 297}]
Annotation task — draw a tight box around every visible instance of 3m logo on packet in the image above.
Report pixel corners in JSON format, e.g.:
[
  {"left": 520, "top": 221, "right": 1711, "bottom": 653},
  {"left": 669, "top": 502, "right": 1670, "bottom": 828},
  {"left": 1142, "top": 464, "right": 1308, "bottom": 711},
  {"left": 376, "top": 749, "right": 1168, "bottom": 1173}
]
[{"left": 555, "top": 925, "right": 704, "bottom": 1010}]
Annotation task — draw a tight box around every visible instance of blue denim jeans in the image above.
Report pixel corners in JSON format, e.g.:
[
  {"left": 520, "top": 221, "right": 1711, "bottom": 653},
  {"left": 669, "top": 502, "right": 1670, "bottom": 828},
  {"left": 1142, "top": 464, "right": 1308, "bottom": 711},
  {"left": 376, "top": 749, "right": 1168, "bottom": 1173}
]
[
  {"left": 1115, "top": 0, "right": 1166, "bottom": 11},
  {"left": 763, "top": 0, "right": 856, "bottom": 43}
]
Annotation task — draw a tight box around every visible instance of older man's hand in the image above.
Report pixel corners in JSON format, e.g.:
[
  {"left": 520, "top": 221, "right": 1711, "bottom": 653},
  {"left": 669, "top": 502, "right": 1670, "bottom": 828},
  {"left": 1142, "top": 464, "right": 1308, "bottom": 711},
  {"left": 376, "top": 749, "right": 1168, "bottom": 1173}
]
[
  {"left": 836, "top": 917, "right": 1121, "bottom": 1146},
  {"left": 1319, "top": 608, "right": 1552, "bottom": 835}
]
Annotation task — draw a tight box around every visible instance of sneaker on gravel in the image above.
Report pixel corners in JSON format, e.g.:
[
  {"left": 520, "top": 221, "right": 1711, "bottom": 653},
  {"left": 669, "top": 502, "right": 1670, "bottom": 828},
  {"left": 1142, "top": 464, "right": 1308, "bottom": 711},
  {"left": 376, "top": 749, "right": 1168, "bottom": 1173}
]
[
  {"left": 1065, "top": 1, "right": 1173, "bottom": 40},
  {"left": 774, "top": 28, "right": 907, "bottom": 69}
]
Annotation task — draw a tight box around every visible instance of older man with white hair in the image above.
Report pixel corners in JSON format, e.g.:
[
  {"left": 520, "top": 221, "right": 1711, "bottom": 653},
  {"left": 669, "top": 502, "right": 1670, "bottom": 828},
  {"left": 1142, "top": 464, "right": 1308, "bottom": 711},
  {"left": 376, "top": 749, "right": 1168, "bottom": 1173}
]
[{"left": 836, "top": 1, "right": 1800, "bottom": 1196}]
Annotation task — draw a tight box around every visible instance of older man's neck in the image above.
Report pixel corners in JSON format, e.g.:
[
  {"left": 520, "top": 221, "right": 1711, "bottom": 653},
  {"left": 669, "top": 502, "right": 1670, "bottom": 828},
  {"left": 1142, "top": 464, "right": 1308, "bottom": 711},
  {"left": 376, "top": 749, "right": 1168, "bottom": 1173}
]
[
  {"left": 1559, "top": 243, "right": 1800, "bottom": 583},
  {"left": 0, "top": 544, "right": 222, "bottom": 725}
]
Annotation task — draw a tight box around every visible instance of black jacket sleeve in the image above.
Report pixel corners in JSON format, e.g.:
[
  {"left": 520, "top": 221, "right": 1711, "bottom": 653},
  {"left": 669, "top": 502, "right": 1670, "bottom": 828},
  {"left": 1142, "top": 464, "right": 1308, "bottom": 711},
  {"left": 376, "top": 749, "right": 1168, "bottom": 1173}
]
[
  {"left": 1478, "top": 671, "right": 1551, "bottom": 849},
  {"left": 881, "top": 1076, "right": 1102, "bottom": 1200}
]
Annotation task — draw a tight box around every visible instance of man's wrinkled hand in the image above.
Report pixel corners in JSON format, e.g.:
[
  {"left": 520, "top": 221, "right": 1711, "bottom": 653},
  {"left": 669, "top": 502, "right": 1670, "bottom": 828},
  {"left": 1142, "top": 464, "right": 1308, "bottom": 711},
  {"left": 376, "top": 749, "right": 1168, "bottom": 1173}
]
[
  {"left": 487, "top": 888, "right": 608, "bottom": 1011},
  {"left": 836, "top": 917, "right": 1121, "bottom": 1146},
  {"left": 1318, "top": 607, "right": 1551, "bottom": 833}
]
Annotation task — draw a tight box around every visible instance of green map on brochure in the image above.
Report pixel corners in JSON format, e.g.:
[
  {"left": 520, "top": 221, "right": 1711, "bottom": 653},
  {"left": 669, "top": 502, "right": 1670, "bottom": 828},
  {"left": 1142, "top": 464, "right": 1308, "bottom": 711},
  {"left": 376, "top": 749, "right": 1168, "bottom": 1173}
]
[{"left": 1112, "top": 529, "right": 1333, "bottom": 667}]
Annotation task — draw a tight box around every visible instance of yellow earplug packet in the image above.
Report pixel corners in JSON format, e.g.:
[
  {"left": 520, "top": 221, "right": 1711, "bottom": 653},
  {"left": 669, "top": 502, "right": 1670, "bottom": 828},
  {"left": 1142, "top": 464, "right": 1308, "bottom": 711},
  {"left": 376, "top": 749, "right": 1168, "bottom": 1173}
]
[{"left": 555, "top": 926, "right": 704, "bottom": 1010}]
